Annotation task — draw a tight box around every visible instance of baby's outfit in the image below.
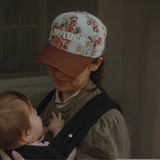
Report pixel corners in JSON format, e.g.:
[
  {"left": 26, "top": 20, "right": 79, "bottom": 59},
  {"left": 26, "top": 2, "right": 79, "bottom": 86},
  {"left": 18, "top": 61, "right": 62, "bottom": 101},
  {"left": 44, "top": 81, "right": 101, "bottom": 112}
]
[{"left": 28, "top": 136, "right": 49, "bottom": 146}]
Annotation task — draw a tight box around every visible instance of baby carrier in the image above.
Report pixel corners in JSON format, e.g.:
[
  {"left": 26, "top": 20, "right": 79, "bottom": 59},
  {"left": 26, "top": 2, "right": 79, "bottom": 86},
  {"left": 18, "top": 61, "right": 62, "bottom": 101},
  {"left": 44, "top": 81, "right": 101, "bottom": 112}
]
[{"left": 2, "top": 90, "right": 122, "bottom": 159}]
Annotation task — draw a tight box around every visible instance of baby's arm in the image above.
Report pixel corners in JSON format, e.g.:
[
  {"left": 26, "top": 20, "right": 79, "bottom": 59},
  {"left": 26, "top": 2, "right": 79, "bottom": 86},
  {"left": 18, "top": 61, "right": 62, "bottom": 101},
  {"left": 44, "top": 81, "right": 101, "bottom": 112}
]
[
  {"left": 48, "top": 112, "right": 65, "bottom": 137},
  {"left": 42, "top": 126, "right": 49, "bottom": 137}
]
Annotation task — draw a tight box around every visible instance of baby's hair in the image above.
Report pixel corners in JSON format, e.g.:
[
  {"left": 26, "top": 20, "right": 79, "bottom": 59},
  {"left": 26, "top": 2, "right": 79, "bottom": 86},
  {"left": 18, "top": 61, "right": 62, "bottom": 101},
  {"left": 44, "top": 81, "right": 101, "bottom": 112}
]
[{"left": 0, "top": 90, "right": 32, "bottom": 150}]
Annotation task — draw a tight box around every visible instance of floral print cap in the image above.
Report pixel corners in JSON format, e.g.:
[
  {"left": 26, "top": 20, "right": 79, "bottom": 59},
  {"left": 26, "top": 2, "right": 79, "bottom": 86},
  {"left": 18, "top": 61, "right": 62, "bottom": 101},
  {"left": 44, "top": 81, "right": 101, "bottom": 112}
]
[
  {"left": 49, "top": 11, "right": 107, "bottom": 58},
  {"left": 35, "top": 11, "right": 107, "bottom": 77}
]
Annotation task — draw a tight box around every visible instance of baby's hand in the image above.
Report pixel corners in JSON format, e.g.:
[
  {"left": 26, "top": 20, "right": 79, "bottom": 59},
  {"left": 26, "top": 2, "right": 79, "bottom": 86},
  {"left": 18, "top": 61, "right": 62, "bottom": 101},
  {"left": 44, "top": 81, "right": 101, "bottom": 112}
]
[{"left": 48, "top": 112, "right": 65, "bottom": 136}]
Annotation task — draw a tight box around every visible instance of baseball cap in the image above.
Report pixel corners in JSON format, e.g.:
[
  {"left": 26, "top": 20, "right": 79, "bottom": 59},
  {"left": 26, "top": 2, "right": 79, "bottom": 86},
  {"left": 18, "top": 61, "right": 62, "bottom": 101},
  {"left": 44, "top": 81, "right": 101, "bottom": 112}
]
[{"left": 35, "top": 11, "right": 107, "bottom": 77}]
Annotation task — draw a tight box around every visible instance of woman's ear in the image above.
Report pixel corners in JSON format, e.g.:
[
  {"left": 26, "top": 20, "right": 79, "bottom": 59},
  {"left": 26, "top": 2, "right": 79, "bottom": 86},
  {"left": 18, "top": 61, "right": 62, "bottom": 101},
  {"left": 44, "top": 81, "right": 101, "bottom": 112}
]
[
  {"left": 20, "top": 130, "right": 32, "bottom": 142},
  {"left": 91, "top": 57, "right": 103, "bottom": 72}
]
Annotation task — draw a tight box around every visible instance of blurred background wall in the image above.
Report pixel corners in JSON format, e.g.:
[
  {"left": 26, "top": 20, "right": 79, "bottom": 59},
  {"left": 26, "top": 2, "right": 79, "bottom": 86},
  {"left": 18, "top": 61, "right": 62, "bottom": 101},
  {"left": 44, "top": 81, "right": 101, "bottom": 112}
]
[
  {"left": 121, "top": 0, "right": 160, "bottom": 158},
  {"left": 0, "top": 0, "right": 160, "bottom": 158}
]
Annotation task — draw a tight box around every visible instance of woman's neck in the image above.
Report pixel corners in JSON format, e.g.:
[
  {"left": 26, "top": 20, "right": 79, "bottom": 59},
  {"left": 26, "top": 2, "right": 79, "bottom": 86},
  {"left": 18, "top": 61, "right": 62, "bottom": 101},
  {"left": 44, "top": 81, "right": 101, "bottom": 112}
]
[
  {"left": 59, "top": 91, "right": 73, "bottom": 101},
  {"left": 59, "top": 90, "right": 81, "bottom": 102}
]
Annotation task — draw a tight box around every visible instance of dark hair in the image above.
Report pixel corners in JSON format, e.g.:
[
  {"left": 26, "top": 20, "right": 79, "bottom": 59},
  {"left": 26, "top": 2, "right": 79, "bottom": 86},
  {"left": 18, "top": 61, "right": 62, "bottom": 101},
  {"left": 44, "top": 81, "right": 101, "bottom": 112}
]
[
  {"left": 0, "top": 90, "right": 32, "bottom": 150},
  {"left": 89, "top": 56, "right": 106, "bottom": 93}
]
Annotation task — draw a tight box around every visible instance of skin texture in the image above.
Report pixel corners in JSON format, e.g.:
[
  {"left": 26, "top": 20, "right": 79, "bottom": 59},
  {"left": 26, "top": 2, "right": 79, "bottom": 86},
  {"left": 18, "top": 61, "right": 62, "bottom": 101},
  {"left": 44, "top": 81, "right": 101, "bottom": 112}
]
[
  {"left": 19, "top": 105, "right": 43, "bottom": 146},
  {"left": 48, "top": 111, "right": 65, "bottom": 137},
  {"left": 47, "top": 57, "right": 103, "bottom": 101},
  {"left": 26, "top": 108, "right": 43, "bottom": 143},
  {"left": 19, "top": 103, "right": 64, "bottom": 147}
]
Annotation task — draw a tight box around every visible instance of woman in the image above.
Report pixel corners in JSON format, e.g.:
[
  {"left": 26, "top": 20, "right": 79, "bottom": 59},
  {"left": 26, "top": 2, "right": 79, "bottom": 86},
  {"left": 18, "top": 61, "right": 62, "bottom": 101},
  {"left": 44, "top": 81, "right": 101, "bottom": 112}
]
[{"left": 0, "top": 11, "right": 130, "bottom": 159}]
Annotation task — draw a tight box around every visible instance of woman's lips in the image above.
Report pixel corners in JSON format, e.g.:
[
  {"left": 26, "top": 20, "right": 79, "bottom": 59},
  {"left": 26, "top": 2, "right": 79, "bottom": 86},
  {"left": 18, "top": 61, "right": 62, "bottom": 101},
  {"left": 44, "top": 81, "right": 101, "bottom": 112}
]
[{"left": 55, "top": 78, "right": 68, "bottom": 85}]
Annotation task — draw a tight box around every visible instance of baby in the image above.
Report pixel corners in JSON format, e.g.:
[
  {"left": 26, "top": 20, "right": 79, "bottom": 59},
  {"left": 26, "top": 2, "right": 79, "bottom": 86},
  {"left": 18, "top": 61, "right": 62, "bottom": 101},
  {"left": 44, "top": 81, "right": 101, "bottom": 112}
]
[{"left": 0, "top": 90, "right": 76, "bottom": 159}]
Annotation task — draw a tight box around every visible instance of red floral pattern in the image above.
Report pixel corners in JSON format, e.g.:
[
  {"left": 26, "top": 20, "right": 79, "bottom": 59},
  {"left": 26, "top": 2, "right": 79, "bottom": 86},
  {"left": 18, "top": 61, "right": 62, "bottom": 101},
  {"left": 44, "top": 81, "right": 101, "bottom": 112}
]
[
  {"left": 52, "top": 35, "right": 63, "bottom": 49},
  {"left": 86, "top": 16, "right": 103, "bottom": 57},
  {"left": 49, "top": 11, "right": 107, "bottom": 58},
  {"left": 62, "top": 45, "right": 68, "bottom": 50},
  {"left": 87, "top": 17, "right": 99, "bottom": 33},
  {"left": 51, "top": 15, "right": 78, "bottom": 49},
  {"left": 96, "top": 37, "right": 102, "bottom": 45},
  {"left": 76, "top": 45, "right": 81, "bottom": 52},
  {"left": 70, "top": 20, "right": 77, "bottom": 27}
]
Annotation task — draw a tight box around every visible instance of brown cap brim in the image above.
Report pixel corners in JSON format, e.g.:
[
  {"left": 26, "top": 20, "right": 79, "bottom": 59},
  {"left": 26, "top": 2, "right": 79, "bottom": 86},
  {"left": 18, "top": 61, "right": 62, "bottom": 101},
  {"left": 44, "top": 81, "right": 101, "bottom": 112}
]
[{"left": 35, "top": 43, "right": 94, "bottom": 77}]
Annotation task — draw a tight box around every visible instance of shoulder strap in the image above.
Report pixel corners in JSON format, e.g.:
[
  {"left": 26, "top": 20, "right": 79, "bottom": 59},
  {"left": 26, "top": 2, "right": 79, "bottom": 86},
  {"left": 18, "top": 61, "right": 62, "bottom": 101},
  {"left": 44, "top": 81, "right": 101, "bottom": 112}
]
[
  {"left": 36, "top": 89, "right": 56, "bottom": 115},
  {"left": 49, "top": 93, "right": 122, "bottom": 158}
]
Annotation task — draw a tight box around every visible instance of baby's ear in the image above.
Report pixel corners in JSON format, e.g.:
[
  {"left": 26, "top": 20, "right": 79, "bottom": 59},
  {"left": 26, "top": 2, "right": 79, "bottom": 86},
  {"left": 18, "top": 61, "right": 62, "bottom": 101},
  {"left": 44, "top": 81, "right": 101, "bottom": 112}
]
[{"left": 20, "top": 130, "right": 32, "bottom": 142}]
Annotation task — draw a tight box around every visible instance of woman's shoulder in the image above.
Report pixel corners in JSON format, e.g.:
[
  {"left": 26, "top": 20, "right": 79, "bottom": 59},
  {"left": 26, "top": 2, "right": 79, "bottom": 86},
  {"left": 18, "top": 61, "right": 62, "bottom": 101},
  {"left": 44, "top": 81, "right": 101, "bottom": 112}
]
[
  {"left": 92, "top": 108, "right": 127, "bottom": 134},
  {"left": 102, "top": 108, "right": 125, "bottom": 123},
  {"left": 90, "top": 108, "right": 130, "bottom": 157},
  {"left": 94, "top": 108, "right": 129, "bottom": 138}
]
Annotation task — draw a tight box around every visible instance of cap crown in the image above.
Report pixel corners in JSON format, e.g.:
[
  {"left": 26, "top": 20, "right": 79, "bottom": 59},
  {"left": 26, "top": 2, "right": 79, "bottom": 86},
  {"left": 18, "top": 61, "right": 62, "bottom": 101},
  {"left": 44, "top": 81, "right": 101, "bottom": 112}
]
[{"left": 48, "top": 11, "right": 107, "bottom": 58}]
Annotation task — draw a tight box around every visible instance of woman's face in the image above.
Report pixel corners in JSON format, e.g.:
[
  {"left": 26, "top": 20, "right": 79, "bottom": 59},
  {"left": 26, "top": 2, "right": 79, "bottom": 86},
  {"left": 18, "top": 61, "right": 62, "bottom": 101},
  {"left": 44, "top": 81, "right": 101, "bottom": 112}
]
[{"left": 47, "top": 65, "right": 92, "bottom": 98}]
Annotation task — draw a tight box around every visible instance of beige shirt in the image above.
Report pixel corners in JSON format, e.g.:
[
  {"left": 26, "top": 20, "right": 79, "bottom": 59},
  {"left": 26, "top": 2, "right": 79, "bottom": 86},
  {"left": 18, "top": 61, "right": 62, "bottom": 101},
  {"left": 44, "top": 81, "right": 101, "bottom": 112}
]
[{"left": 55, "top": 89, "right": 81, "bottom": 108}]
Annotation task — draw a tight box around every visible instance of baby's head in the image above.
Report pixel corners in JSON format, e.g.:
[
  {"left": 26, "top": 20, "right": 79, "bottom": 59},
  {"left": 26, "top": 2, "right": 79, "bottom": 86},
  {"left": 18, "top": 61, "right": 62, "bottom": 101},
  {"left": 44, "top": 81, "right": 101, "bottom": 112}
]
[{"left": 0, "top": 90, "right": 43, "bottom": 150}]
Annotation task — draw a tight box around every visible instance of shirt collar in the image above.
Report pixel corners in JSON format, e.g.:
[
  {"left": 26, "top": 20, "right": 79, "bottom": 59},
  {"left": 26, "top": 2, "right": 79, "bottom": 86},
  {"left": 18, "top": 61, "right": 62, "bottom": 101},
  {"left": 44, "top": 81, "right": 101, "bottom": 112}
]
[{"left": 55, "top": 89, "right": 81, "bottom": 105}]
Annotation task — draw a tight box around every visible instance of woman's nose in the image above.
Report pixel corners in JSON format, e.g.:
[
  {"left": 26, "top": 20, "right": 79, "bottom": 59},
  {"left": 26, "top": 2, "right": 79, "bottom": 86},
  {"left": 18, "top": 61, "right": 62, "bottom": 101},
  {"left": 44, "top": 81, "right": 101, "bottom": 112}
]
[
  {"left": 55, "top": 69, "right": 65, "bottom": 76},
  {"left": 51, "top": 68, "right": 66, "bottom": 78}
]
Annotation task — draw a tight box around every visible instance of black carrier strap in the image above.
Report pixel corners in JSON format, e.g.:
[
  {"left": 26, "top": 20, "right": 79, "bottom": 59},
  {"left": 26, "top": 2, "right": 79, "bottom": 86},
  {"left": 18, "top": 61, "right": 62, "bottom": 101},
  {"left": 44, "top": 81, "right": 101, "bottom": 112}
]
[
  {"left": 36, "top": 90, "right": 122, "bottom": 158},
  {"left": 36, "top": 89, "right": 56, "bottom": 115}
]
